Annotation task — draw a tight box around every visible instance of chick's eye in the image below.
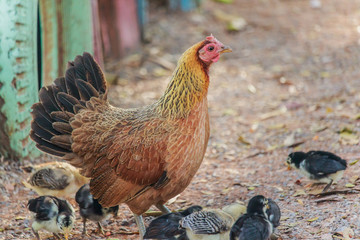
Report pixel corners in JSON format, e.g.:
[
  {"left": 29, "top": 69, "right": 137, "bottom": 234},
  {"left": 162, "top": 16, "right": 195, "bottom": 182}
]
[{"left": 207, "top": 46, "right": 214, "bottom": 51}]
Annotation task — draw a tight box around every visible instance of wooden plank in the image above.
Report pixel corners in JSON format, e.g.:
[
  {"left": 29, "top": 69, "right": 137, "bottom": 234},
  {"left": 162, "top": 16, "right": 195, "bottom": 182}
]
[
  {"left": 39, "top": 0, "right": 60, "bottom": 86},
  {"left": 61, "top": 0, "right": 94, "bottom": 65},
  {"left": 0, "top": 0, "right": 40, "bottom": 160},
  {"left": 39, "top": 0, "right": 95, "bottom": 85},
  {"left": 91, "top": 0, "right": 104, "bottom": 68}
]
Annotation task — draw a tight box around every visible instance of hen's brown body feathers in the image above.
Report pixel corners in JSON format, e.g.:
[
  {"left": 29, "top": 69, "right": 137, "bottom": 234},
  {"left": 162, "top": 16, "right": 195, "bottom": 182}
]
[
  {"left": 30, "top": 40, "right": 215, "bottom": 215},
  {"left": 68, "top": 95, "right": 209, "bottom": 213}
]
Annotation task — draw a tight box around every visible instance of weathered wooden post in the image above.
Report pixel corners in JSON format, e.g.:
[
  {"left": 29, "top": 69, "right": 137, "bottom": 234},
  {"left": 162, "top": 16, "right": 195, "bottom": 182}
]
[
  {"left": 0, "top": 0, "right": 96, "bottom": 160},
  {"left": 0, "top": 0, "right": 40, "bottom": 160},
  {"left": 39, "top": 0, "right": 95, "bottom": 86}
]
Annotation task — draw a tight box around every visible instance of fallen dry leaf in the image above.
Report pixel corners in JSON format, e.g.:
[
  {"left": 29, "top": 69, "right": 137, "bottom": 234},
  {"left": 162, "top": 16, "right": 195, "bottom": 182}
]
[
  {"left": 339, "top": 132, "right": 359, "bottom": 145},
  {"left": 308, "top": 188, "right": 323, "bottom": 195},
  {"left": 345, "top": 183, "right": 355, "bottom": 188},
  {"left": 247, "top": 83, "right": 257, "bottom": 93},
  {"left": 349, "top": 175, "right": 359, "bottom": 183},
  {"left": 167, "top": 194, "right": 180, "bottom": 205},
  {"left": 260, "top": 106, "right": 287, "bottom": 120},
  {"left": 307, "top": 217, "right": 319, "bottom": 222},
  {"left": 293, "top": 189, "right": 306, "bottom": 197},
  {"left": 238, "top": 135, "right": 251, "bottom": 145},
  {"left": 349, "top": 159, "right": 359, "bottom": 166}
]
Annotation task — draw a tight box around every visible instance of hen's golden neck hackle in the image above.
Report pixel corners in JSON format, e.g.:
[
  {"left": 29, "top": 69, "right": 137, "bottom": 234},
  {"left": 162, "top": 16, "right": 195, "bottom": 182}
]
[{"left": 157, "top": 41, "right": 210, "bottom": 119}]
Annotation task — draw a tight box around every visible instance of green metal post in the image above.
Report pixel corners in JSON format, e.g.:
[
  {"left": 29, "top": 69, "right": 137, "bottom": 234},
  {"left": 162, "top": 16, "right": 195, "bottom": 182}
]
[{"left": 0, "top": 0, "right": 40, "bottom": 160}]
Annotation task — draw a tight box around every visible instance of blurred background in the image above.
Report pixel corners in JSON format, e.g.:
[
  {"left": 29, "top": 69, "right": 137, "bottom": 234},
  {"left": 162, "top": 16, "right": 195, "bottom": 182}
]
[{"left": 1, "top": 0, "right": 360, "bottom": 239}]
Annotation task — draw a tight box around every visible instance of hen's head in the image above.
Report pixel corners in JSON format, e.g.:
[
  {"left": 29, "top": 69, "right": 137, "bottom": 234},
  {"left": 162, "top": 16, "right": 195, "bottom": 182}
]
[{"left": 198, "top": 35, "right": 232, "bottom": 64}]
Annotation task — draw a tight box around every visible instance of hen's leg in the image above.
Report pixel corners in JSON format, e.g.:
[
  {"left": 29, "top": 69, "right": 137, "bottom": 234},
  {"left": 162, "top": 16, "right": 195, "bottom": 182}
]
[
  {"left": 155, "top": 203, "right": 171, "bottom": 214},
  {"left": 134, "top": 214, "right": 146, "bottom": 240},
  {"left": 322, "top": 179, "right": 333, "bottom": 192}
]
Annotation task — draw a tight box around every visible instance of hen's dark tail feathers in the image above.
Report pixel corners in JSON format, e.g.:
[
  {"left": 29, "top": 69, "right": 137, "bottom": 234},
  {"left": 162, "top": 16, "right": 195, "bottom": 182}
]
[{"left": 30, "top": 53, "right": 107, "bottom": 157}]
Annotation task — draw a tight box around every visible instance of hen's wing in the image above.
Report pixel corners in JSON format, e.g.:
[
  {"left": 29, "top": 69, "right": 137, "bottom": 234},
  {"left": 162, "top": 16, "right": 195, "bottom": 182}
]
[
  {"left": 180, "top": 210, "right": 233, "bottom": 235},
  {"left": 68, "top": 108, "right": 175, "bottom": 203}
]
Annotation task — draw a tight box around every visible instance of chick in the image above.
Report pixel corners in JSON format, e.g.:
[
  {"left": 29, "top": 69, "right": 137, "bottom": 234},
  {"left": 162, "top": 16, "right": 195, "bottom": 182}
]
[
  {"left": 144, "top": 203, "right": 246, "bottom": 240},
  {"left": 230, "top": 195, "right": 272, "bottom": 240},
  {"left": 28, "top": 196, "right": 75, "bottom": 240},
  {"left": 75, "top": 184, "right": 119, "bottom": 236},
  {"left": 22, "top": 161, "right": 89, "bottom": 198},
  {"left": 287, "top": 151, "right": 347, "bottom": 192},
  {"left": 144, "top": 205, "right": 203, "bottom": 239}
]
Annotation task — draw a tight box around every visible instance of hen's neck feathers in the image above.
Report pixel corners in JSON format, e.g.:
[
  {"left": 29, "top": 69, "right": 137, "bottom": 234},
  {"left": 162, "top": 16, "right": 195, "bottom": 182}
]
[{"left": 157, "top": 41, "right": 209, "bottom": 119}]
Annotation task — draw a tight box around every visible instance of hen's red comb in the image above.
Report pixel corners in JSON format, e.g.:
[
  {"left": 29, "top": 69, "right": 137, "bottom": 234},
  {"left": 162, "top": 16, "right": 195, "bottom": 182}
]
[{"left": 206, "top": 34, "right": 215, "bottom": 41}]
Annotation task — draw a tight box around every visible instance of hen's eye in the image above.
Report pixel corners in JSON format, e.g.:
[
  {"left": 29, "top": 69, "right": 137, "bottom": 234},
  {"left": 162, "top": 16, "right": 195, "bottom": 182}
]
[{"left": 207, "top": 46, "right": 214, "bottom": 51}]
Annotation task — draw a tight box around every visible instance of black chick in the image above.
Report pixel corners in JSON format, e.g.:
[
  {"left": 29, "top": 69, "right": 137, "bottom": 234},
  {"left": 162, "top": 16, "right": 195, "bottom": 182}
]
[
  {"left": 28, "top": 196, "right": 75, "bottom": 240},
  {"left": 75, "top": 184, "right": 119, "bottom": 236},
  {"left": 144, "top": 205, "right": 203, "bottom": 239},
  {"left": 230, "top": 195, "right": 272, "bottom": 240},
  {"left": 287, "top": 150, "right": 347, "bottom": 192}
]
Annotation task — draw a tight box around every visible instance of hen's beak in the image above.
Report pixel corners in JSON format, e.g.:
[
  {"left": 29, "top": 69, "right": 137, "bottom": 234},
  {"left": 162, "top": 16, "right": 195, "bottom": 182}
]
[{"left": 220, "top": 45, "right": 232, "bottom": 53}]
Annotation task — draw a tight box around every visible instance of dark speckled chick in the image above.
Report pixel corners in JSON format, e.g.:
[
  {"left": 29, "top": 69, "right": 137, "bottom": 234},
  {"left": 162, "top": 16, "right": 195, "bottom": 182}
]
[
  {"left": 28, "top": 195, "right": 75, "bottom": 240},
  {"left": 287, "top": 150, "right": 347, "bottom": 192},
  {"left": 230, "top": 195, "right": 272, "bottom": 240},
  {"left": 75, "top": 184, "right": 119, "bottom": 236}
]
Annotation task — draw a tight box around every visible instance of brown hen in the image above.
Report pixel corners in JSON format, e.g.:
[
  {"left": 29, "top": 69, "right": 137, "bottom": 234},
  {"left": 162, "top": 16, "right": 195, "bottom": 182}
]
[{"left": 30, "top": 35, "right": 231, "bottom": 238}]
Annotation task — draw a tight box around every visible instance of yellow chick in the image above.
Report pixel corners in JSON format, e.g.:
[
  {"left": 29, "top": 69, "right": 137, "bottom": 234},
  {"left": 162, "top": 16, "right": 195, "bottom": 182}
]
[{"left": 22, "top": 161, "right": 89, "bottom": 198}]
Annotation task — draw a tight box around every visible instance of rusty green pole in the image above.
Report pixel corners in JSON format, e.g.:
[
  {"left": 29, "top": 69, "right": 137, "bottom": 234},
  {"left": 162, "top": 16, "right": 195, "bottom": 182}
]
[{"left": 0, "top": 0, "right": 40, "bottom": 160}]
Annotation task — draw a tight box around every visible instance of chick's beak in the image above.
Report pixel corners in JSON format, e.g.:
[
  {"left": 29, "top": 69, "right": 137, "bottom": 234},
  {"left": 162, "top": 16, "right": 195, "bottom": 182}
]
[
  {"left": 286, "top": 157, "right": 292, "bottom": 170},
  {"left": 63, "top": 227, "right": 71, "bottom": 240},
  {"left": 220, "top": 45, "right": 232, "bottom": 53}
]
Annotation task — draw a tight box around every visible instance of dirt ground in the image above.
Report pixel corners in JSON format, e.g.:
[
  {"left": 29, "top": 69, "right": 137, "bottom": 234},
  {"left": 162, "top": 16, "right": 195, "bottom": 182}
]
[{"left": 1, "top": 0, "right": 360, "bottom": 239}]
